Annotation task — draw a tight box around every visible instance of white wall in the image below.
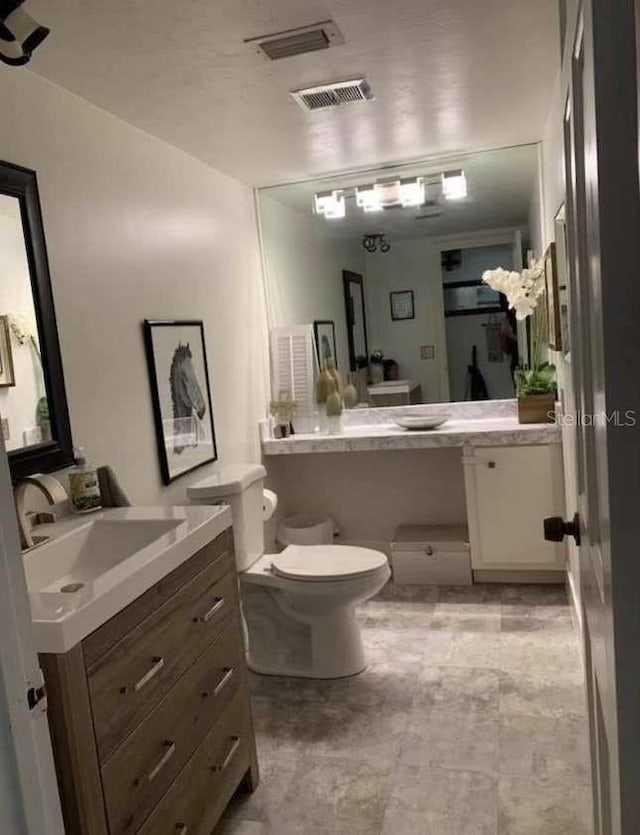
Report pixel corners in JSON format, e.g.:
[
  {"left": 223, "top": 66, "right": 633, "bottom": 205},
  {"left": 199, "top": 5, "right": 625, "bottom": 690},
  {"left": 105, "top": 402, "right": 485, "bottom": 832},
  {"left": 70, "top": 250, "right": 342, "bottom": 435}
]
[
  {"left": 443, "top": 244, "right": 516, "bottom": 403},
  {"left": 0, "top": 197, "right": 44, "bottom": 451},
  {"left": 259, "top": 195, "right": 364, "bottom": 375},
  {"left": 267, "top": 447, "right": 467, "bottom": 554},
  {"left": 0, "top": 70, "right": 269, "bottom": 504},
  {"left": 364, "top": 239, "right": 447, "bottom": 402}
]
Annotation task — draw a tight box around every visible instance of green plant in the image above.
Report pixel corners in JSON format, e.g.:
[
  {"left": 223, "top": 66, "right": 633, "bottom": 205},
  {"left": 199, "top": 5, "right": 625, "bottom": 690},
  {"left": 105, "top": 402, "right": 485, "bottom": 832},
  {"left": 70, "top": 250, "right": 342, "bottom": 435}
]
[{"left": 514, "top": 362, "right": 556, "bottom": 396}]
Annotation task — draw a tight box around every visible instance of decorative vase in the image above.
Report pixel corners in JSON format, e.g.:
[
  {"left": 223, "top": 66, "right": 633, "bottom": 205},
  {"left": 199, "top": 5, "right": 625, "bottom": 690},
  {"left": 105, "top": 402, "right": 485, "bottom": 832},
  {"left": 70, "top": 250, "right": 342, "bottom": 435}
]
[
  {"left": 343, "top": 374, "right": 358, "bottom": 409},
  {"left": 316, "top": 361, "right": 334, "bottom": 404},
  {"left": 326, "top": 357, "right": 342, "bottom": 397},
  {"left": 517, "top": 393, "right": 556, "bottom": 424},
  {"left": 325, "top": 380, "right": 343, "bottom": 434},
  {"left": 369, "top": 362, "right": 384, "bottom": 385}
]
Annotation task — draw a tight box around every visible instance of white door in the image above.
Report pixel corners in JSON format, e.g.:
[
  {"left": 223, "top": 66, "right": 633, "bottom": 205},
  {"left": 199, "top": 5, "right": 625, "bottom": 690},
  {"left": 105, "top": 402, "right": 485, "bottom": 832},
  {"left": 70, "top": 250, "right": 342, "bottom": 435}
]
[
  {"left": 0, "top": 439, "right": 64, "bottom": 834},
  {"left": 545, "top": 2, "right": 640, "bottom": 832}
]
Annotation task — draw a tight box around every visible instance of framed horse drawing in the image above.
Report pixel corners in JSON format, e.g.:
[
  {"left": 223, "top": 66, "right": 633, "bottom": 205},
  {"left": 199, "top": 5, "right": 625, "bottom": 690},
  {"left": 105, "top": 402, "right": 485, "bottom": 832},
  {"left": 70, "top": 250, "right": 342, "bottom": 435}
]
[{"left": 143, "top": 320, "right": 217, "bottom": 484}]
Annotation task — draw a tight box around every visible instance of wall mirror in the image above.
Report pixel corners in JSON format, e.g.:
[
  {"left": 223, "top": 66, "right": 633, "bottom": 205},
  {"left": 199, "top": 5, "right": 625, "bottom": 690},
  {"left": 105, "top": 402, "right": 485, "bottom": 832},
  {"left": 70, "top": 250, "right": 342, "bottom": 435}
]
[
  {"left": 258, "top": 143, "right": 540, "bottom": 407},
  {"left": 0, "top": 161, "right": 73, "bottom": 480}
]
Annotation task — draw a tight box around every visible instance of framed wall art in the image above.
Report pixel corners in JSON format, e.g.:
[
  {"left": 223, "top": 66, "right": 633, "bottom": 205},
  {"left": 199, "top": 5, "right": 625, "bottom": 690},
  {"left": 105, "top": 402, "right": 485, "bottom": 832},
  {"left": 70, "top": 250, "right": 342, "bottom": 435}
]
[
  {"left": 143, "top": 319, "right": 217, "bottom": 484},
  {"left": 390, "top": 290, "right": 415, "bottom": 321},
  {"left": 313, "top": 320, "right": 337, "bottom": 368}
]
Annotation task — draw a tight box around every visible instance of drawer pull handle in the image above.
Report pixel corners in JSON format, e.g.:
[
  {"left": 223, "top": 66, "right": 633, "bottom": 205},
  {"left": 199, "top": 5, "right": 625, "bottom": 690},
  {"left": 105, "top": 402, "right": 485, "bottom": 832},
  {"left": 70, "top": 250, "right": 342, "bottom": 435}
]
[
  {"left": 202, "top": 667, "right": 234, "bottom": 699},
  {"left": 121, "top": 656, "right": 165, "bottom": 695},
  {"left": 175, "top": 826, "right": 188, "bottom": 835},
  {"left": 195, "top": 597, "right": 225, "bottom": 624},
  {"left": 216, "top": 736, "right": 241, "bottom": 772},
  {"left": 146, "top": 740, "right": 176, "bottom": 783}
]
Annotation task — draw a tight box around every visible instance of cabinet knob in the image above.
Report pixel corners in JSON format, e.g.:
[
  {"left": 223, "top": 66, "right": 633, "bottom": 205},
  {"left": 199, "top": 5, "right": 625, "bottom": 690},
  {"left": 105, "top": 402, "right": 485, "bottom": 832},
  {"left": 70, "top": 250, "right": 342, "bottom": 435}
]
[
  {"left": 544, "top": 513, "right": 581, "bottom": 546},
  {"left": 487, "top": 461, "right": 496, "bottom": 469}
]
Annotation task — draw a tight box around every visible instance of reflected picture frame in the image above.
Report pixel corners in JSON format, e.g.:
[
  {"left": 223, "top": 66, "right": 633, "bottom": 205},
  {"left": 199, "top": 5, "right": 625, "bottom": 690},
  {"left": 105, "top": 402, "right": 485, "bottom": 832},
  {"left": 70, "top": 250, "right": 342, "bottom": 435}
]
[
  {"left": 313, "top": 320, "right": 337, "bottom": 368},
  {"left": 0, "top": 316, "right": 15, "bottom": 387},
  {"left": 390, "top": 290, "right": 415, "bottom": 321},
  {"left": 544, "top": 242, "right": 563, "bottom": 351}
]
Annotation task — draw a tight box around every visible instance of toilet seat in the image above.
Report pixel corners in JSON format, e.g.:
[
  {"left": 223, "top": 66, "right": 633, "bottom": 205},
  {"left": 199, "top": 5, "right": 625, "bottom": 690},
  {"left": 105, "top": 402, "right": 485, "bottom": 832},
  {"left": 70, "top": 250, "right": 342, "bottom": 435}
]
[{"left": 271, "top": 545, "right": 388, "bottom": 582}]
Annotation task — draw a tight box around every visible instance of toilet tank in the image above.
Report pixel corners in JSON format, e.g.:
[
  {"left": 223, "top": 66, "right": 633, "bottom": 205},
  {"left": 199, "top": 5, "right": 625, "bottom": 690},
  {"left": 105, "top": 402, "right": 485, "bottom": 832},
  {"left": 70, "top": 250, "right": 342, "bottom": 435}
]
[{"left": 187, "top": 464, "right": 267, "bottom": 571}]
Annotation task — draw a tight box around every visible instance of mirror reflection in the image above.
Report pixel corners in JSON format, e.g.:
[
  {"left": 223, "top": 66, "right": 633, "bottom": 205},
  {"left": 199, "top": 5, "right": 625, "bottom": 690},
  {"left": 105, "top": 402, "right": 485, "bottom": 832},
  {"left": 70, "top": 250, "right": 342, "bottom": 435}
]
[
  {"left": 0, "top": 194, "right": 48, "bottom": 450},
  {"left": 259, "top": 143, "right": 539, "bottom": 406}
]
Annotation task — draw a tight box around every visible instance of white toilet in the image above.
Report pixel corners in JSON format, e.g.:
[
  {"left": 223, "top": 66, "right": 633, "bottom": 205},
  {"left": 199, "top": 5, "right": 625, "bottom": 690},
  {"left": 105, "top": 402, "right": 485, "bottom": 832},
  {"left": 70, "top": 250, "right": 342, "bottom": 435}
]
[{"left": 187, "top": 463, "right": 390, "bottom": 679}]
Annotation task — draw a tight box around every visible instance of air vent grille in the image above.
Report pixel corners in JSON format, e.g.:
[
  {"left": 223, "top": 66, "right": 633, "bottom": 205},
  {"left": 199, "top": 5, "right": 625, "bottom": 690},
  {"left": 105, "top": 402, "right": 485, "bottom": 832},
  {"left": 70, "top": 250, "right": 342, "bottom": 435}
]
[
  {"left": 292, "top": 79, "right": 374, "bottom": 111},
  {"left": 261, "top": 30, "right": 329, "bottom": 60},
  {"left": 245, "top": 20, "right": 344, "bottom": 61}
]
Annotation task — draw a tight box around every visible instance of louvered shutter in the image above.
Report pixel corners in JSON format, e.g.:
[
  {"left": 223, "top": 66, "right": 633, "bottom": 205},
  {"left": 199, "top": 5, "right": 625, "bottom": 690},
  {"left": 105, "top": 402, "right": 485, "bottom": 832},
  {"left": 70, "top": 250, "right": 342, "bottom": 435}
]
[{"left": 270, "top": 325, "right": 316, "bottom": 418}]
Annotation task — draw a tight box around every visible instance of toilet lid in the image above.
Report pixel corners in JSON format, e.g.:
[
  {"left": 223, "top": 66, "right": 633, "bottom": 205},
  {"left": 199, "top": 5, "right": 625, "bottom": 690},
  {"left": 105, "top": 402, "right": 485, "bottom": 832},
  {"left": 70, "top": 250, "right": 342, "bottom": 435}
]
[{"left": 271, "top": 545, "right": 388, "bottom": 582}]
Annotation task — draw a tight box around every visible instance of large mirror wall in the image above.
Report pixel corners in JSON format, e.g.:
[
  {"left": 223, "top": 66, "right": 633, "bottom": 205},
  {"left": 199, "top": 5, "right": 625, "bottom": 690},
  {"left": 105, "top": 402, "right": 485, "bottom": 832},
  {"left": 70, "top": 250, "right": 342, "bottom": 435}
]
[{"left": 259, "top": 143, "right": 540, "bottom": 407}]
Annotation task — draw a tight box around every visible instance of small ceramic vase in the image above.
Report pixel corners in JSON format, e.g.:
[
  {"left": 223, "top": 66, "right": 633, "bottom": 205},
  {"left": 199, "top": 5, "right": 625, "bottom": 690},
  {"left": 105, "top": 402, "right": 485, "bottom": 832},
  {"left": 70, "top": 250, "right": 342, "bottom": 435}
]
[{"left": 343, "top": 374, "right": 359, "bottom": 409}]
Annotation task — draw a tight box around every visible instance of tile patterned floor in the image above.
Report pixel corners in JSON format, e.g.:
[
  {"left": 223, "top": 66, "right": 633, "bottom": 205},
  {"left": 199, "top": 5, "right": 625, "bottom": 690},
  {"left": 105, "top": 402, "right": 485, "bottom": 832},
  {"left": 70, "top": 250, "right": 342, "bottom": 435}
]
[{"left": 214, "top": 584, "right": 593, "bottom": 835}]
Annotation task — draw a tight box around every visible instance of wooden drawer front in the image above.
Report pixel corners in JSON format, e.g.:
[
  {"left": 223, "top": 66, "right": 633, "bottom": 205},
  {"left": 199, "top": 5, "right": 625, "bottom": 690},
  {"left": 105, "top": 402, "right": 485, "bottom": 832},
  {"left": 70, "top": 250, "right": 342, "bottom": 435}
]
[
  {"left": 89, "top": 565, "right": 238, "bottom": 761},
  {"left": 102, "top": 621, "right": 245, "bottom": 835},
  {"left": 137, "top": 694, "right": 253, "bottom": 835},
  {"left": 83, "top": 531, "right": 233, "bottom": 668}
]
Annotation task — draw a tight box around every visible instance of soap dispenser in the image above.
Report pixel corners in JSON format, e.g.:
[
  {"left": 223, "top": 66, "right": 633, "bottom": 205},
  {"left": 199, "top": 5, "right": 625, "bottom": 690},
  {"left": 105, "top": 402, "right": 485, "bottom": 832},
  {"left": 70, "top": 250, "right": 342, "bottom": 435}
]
[{"left": 68, "top": 447, "right": 102, "bottom": 513}]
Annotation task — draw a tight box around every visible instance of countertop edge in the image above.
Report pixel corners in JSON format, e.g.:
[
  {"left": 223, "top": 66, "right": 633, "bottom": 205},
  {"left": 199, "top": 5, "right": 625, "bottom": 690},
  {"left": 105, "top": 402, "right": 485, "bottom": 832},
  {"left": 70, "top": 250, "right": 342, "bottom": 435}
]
[
  {"left": 262, "top": 424, "right": 561, "bottom": 456},
  {"left": 31, "top": 506, "right": 233, "bottom": 655}
]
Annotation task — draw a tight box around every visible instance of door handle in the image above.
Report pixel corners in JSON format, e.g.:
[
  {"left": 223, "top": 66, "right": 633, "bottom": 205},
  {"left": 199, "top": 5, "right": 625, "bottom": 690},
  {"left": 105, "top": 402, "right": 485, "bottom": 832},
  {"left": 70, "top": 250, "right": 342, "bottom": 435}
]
[{"left": 544, "top": 513, "right": 581, "bottom": 546}]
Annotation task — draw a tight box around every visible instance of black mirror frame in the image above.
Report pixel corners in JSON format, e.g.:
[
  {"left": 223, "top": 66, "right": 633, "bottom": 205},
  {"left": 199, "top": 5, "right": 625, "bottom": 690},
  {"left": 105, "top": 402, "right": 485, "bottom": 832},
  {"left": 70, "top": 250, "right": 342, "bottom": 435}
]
[
  {"left": 0, "top": 161, "right": 74, "bottom": 481},
  {"left": 342, "top": 270, "right": 369, "bottom": 372}
]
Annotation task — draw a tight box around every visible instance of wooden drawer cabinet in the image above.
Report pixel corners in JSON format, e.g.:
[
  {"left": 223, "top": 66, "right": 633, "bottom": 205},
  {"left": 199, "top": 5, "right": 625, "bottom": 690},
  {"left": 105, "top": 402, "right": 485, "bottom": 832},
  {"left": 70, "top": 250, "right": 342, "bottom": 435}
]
[
  {"left": 137, "top": 694, "right": 253, "bottom": 835},
  {"left": 102, "top": 621, "right": 245, "bottom": 835},
  {"left": 89, "top": 565, "right": 237, "bottom": 761},
  {"left": 40, "top": 527, "right": 259, "bottom": 835}
]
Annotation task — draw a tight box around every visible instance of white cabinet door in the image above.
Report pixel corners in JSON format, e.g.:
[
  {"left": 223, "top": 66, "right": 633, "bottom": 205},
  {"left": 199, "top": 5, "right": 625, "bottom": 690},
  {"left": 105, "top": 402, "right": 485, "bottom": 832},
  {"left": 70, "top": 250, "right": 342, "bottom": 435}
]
[{"left": 464, "top": 445, "right": 566, "bottom": 571}]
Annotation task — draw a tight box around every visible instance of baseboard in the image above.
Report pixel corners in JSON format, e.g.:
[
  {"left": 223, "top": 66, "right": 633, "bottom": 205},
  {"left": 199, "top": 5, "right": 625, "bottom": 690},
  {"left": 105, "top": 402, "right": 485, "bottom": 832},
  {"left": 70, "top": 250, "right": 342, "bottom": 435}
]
[{"left": 473, "top": 569, "right": 565, "bottom": 584}]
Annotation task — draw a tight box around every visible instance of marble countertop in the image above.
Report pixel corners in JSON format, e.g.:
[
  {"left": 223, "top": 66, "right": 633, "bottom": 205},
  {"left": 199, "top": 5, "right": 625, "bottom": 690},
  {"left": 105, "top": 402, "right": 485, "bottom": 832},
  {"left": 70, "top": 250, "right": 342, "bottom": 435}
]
[{"left": 262, "top": 417, "right": 560, "bottom": 456}]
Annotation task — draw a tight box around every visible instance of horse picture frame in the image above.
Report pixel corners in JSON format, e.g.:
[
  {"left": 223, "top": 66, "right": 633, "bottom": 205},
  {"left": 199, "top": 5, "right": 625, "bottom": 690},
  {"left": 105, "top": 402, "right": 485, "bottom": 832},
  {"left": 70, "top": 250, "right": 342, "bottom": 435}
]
[{"left": 143, "top": 319, "right": 217, "bottom": 484}]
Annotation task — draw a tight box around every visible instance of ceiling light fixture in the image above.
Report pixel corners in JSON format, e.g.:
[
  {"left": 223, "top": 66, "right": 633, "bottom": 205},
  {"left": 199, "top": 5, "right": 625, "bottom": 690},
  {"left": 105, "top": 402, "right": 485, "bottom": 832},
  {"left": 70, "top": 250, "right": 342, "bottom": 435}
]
[
  {"left": 355, "top": 185, "right": 383, "bottom": 213},
  {"left": 363, "top": 234, "right": 391, "bottom": 254},
  {"left": 441, "top": 170, "right": 468, "bottom": 201},
  {"left": 399, "top": 177, "right": 426, "bottom": 208},
  {"left": 314, "top": 190, "right": 346, "bottom": 219},
  {"left": 0, "top": 0, "right": 50, "bottom": 66}
]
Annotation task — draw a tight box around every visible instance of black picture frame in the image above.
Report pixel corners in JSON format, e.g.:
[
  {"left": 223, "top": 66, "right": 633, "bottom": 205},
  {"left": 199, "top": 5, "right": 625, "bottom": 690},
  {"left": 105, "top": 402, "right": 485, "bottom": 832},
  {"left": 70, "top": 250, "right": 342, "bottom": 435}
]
[
  {"left": 0, "top": 160, "right": 74, "bottom": 481},
  {"left": 390, "top": 290, "right": 415, "bottom": 321},
  {"left": 342, "top": 270, "right": 369, "bottom": 371},
  {"left": 313, "top": 320, "right": 337, "bottom": 368},
  {"left": 143, "top": 320, "right": 217, "bottom": 485}
]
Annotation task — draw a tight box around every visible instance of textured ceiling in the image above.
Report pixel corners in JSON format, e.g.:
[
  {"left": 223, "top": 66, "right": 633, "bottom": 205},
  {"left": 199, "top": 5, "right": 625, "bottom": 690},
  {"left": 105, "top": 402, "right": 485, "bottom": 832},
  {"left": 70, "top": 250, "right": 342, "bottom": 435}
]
[
  {"left": 28, "top": 0, "right": 559, "bottom": 187},
  {"left": 261, "top": 144, "right": 539, "bottom": 241}
]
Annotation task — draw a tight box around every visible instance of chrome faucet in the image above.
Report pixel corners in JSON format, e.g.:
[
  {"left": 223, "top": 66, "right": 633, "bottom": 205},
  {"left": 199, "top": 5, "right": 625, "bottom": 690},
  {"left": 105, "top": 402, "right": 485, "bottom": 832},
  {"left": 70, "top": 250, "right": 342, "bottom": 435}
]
[{"left": 14, "top": 473, "right": 68, "bottom": 550}]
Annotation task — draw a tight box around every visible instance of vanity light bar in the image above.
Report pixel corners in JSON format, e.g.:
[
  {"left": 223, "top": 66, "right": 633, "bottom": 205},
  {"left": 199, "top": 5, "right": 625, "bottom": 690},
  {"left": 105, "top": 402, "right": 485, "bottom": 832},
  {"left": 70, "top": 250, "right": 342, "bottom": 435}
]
[
  {"left": 355, "top": 185, "right": 383, "bottom": 213},
  {"left": 313, "top": 171, "right": 466, "bottom": 219},
  {"left": 398, "top": 177, "right": 426, "bottom": 208},
  {"left": 442, "top": 170, "right": 468, "bottom": 200},
  {"left": 313, "top": 189, "right": 346, "bottom": 219}
]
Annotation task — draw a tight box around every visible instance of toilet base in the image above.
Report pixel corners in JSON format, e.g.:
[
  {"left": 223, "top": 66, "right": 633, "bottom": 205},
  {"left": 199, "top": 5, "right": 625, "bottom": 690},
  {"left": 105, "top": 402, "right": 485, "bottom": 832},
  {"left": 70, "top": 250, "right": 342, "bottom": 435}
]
[{"left": 242, "top": 586, "right": 370, "bottom": 679}]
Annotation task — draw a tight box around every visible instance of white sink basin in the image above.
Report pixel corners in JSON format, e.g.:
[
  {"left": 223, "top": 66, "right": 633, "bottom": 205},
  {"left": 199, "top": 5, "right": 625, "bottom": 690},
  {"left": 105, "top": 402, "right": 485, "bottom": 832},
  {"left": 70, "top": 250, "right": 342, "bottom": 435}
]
[{"left": 23, "top": 506, "right": 232, "bottom": 654}]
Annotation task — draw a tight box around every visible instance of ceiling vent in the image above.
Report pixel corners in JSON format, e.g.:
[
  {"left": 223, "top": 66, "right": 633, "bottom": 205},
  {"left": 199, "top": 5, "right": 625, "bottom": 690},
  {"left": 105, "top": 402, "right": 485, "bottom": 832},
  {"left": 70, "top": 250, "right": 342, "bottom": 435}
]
[
  {"left": 245, "top": 20, "right": 344, "bottom": 61},
  {"left": 291, "top": 79, "right": 374, "bottom": 111}
]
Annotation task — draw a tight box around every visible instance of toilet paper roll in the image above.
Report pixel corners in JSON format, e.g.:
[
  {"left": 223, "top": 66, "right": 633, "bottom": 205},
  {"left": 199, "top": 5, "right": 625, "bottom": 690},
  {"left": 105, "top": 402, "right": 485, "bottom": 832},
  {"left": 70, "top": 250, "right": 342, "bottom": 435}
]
[{"left": 262, "top": 489, "right": 278, "bottom": 521}]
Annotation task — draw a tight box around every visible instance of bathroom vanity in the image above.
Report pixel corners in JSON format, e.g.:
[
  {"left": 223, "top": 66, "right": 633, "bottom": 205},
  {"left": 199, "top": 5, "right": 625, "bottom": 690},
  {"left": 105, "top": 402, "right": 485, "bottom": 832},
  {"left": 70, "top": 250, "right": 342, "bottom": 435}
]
[
  {"left": 25, "top": 507, "right": 257, "bottom": 835},
  {"left": 262, "top": 401, "right": 566, "bottom": 581}
]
